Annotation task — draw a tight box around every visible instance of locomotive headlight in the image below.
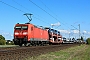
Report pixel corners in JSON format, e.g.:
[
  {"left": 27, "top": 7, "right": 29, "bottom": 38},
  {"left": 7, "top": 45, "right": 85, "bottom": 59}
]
[
  {"left": 23, "top": 32, "right": 27, "bottom": 35},
  {"left": 15, "top": 32, "right": 19, "bottom": 35}
]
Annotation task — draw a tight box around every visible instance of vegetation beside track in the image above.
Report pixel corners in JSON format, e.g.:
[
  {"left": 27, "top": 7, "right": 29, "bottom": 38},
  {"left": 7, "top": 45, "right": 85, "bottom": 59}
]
[
  {"left": 0, "top": 45, "right": 18, "bottom": 47},
  {"left": 26, "top": 44, "right": 90, "bottom": 60}
]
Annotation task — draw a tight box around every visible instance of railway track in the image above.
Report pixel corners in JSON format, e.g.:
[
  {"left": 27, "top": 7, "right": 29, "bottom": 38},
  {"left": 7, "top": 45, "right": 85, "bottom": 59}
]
[{"left": 0, "top": 44, "right": 78, "bottom": 60}]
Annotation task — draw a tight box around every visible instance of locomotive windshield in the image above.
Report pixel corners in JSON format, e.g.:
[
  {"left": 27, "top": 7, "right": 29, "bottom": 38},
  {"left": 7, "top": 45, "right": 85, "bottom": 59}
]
[
  {"left": 22, "top": 26, "right": 28, "bottom": 30},
  {"left": 15, "top": 26, "right": 28, "bottom": 30}
]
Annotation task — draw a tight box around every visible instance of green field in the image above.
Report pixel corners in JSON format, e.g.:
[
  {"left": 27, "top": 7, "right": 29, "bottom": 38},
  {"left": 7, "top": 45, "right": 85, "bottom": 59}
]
[
  {"left": 0, "top": 45, "right": 18, "bottom": 47},
  {"left": 26, "top": 44, "right": 90, "bottom": 60}
]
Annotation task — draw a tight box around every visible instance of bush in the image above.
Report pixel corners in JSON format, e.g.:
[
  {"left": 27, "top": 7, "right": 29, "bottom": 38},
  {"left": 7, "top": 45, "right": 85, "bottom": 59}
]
[
  {"left": 86, "top": 38, "right": 90, "bottom": 45},
  {"left": 0, "top": 35, "right": 5, "bottom": 40},
  {"left": 0, "top": 40, "right": 6, "bottom": 45},
  {"left": 6, "top": 41, "right": 15, "bottom": 45}
]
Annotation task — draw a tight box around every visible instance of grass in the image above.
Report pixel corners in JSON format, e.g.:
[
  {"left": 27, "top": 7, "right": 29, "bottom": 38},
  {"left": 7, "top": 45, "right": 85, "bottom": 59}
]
[
  {"left": 26, "top": 44, "right": 90, "bottom": 60},
  {"left": 0, "top": 45, "right": 18, "bottom": 47}
]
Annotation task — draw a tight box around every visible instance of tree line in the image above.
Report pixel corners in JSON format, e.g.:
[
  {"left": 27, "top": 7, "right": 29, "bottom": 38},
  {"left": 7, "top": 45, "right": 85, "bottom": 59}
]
[
  {"left": 0, "top": 34, "right": 90, "bottom": 45},
  {"left": 0, "top": 35, "right": 14, "bottom": 45}
]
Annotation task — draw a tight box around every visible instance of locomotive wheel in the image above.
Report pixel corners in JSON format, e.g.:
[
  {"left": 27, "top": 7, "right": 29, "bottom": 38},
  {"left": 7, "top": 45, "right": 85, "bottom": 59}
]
[
  {"left": 41, "top": 42, "right": 44, "bottom": 46},
  {"left": 24, "top": 43, "right": 27, "bottom": 46},
  {"left": 24, "top": 43, "right": 31, "bottom": 47},
  {"left": 19, "top": 44, "right": 22, "bottom": 47}
]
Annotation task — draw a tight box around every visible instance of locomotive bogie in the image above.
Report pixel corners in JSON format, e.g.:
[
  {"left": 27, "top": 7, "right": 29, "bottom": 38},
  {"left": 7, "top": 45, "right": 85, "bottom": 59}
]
[{"left": 13, "top": 37, "right": 28, "bottom": 46}]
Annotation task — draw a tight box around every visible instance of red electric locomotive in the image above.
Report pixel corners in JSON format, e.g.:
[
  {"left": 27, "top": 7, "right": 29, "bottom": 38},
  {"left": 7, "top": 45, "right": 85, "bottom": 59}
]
[{"left": 13, "top": 23, "right": 49, "bottom": 46}]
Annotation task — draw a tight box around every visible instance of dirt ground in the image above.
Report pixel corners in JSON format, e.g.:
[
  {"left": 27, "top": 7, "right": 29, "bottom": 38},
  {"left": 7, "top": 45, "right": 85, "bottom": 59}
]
[{"left": 0, "top": 44, "right": 78, "bottom": 60}]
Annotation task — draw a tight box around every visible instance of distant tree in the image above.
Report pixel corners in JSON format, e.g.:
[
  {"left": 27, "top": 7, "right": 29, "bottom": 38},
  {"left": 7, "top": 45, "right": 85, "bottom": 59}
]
[
  {"left": 0, "top": 35, "right": 6, "bottom": 45},
  {"left": 86, "top": 38, "right": 90, "bottom": 45},
  {"left": 81, "top": 36, "right": 84, "bottom": 41},
  {"left": 0, "top": 35, "right": 5, "bottom": 40},
  {"left": 0, "top": 40, "right": 6, "bottom": 45}
]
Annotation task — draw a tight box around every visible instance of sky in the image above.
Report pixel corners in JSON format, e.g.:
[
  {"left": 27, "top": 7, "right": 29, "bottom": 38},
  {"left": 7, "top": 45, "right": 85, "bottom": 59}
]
[{"left": 0, "top": 0, "right": 90, "bottom": 40}]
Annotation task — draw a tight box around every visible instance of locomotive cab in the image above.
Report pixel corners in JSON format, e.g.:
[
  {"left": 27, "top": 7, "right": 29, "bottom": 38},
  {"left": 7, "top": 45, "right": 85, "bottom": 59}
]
[{"left": 13, "top": 23, "right": 29, "bottom": 46}]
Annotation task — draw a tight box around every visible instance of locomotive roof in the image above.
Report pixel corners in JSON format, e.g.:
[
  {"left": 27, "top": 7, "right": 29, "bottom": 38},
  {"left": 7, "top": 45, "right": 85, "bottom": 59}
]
[
  {"left": 15, "top": 23, "right": 33, "bottom": 25},
  {"left": 15, "top": 23, "right": 45, "bottom": 30}
]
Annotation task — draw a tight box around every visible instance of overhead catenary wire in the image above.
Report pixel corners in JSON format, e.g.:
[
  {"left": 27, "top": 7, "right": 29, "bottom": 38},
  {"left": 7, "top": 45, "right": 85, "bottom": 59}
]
[
  {"left": 29, "top": 0, "right": 58, "bottom": 20},
  {"left": 10, "top": 0, "right": 71, "bottom": 29},
  {"left": 33, "top": 16, "right": 51, "bottom": 26},
  {"left": 12, "top": 0, "right": 51, "bottom": 25},
  {"left": 71, "top": 25, "right": 78, "bottom": 30},
  {"left": 12, "top": 0, "right": 31, "bottom": 12},
  {"left": 39, "top": 0, "right": 80, "bottom": 39},
  {"left": 12, "top": 0, "right": 64, "bottom": 29},
  {"left": 39, "top": 0, "right": 58, "bottom": 17},
  {"left": 39, "top": 0, "right": 78, "bottom": 30},
  {"left": 0, "top": 0, "right": 77, "bottom": 30},
  {"left": 29, "top": 0, "right": 71, "bottom": 29},
  {"left": 0, "top": 0, "right": 50, "bottom": 26},
  {"left": 0, "top": 0, "right": 85, "bottom": 40},
  {"left": 0, "top": 0, "right": 25, "bottom": 13}
]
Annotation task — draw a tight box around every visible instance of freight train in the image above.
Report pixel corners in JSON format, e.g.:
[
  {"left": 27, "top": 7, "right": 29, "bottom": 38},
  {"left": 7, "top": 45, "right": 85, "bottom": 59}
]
[{"left": 13, "top": 23, "right": 63, "bottom": 46}]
